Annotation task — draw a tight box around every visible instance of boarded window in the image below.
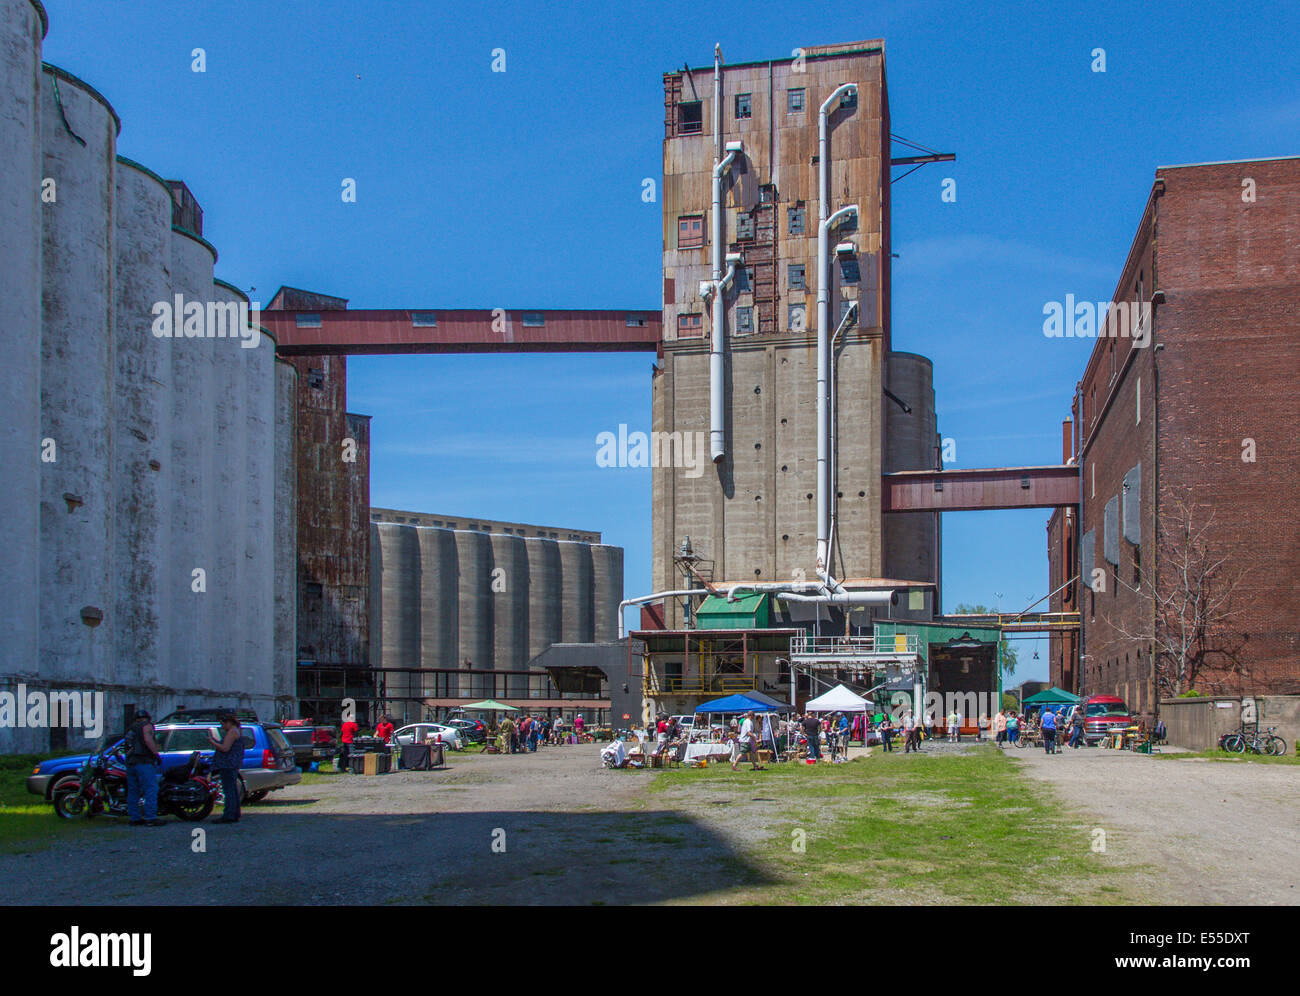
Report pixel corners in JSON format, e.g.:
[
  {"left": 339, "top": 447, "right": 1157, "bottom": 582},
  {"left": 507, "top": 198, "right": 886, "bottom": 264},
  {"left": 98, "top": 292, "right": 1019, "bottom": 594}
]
[
  {"left": 839, "top": 254, "right": 861, "bottom": 283},
  {"left": 787, "top": 88, "right": 805, "bottom": 113},
  {"left": 737, "top": 266, "right": 754, "bottom": 292},
  {"left": 677, "top": 313, "right": 704, "bottom": 338},
  {"left": 734, "top": 93, "right": 752, "bottom": 119},
  {"left": 679, "top": 100, "right": 702, "bottom": 134},
  {"left": 1122, "top": 464, "right": 1141, "bottom": 544},
  {"left": 736, "top": 306, "right": 754, "bottom": 333},
  {"left": 678, "top": 215, "right": 705, "bottom": 249},
  {"left": 736, "top": 213, "right": 755, "bottom": 241},
  {"left": 1103, "top": 496, "right": 1120, "bottom": 566},
  {"left": 788, "top": 205, "right": 805, "bottom": 236},
  {"left": 788, "top": 264, "right": 806, "bottom": 290}
]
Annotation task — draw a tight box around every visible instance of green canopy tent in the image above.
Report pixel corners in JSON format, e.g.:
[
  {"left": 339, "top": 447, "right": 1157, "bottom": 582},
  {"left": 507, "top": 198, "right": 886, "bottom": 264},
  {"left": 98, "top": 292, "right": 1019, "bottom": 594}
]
[
  {"left": 1020, "top": 687, "right": 1081, "bottom": 707},
  {"left": 461, "top": 699, "right": 518, "bottom": 712}
]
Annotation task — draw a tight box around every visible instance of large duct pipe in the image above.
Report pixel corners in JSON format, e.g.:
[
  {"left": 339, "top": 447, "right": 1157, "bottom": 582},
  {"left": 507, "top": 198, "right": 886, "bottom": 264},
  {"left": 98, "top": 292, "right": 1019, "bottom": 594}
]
[
  {"left": 777, "top": 590, "right": 893, "bottom": 606},
  {"left": 708, "top": 43, "right": 743, "bottom": 463},
  {"left": 815, "top": 83, "right": 858, "bottom": 572},
  {"left": 617, "top": 589, "right": 709, "bottom": 639}
]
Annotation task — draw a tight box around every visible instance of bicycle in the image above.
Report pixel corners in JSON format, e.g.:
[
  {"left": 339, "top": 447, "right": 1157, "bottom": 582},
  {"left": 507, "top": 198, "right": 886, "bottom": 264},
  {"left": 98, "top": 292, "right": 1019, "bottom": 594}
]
[{"left": 1221, "top": 726, "right": 1287, "bottom": 756}]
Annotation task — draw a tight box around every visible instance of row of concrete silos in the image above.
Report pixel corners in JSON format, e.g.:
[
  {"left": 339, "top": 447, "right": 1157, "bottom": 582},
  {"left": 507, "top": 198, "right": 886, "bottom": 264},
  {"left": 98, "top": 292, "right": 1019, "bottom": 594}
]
[
  {"left": 0, "top": 0, "right": 297, "bottom": 750},
  {"left": 370, "top": 522, "right": 623, "bottom": 707}
]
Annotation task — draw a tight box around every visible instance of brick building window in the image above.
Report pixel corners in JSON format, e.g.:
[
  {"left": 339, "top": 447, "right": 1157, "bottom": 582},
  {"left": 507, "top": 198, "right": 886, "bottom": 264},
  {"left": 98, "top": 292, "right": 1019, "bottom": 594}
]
[
  {"left": 736, "top": 306, "right": 754, "bottom": 333},
  {"left": 678, "top": 215, "right": 705, "bottom": 249},
  {"left": 735, "top": 93, "right": 752, "bottom": 119},
  {"left": 737, "top": 266, "right": 754, "bottom": 291},
  {"left": 788, "top": 263, "right": 806, "bottom": 290},
  {"left": 787, "top": 88, "right": 805, "bottom": 113},
  {"left": 679, "top": 100, "right": 702, "bottom": 134},
  {"left": 677, "top": 313, "right": 704, "bottom": 338},
  {"left": 736, "top": 213, "right": 755, "bottom": 241}
]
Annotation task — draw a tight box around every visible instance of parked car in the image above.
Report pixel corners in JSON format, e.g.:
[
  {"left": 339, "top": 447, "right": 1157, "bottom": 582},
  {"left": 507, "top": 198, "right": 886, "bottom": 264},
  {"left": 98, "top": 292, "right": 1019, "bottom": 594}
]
[
  {"left": 28, "top": 722, "right": 299, "bottom": 805},
  {"left": 392, "top": 723, "right": 464, "bottom": 750},
  {"left": 669, "top": 715, "right": 695, "bottom": 733},
  {"left": 1082, "top": 695, "right": 1135, "bottom": 744},
  {"left": 159, "top": 707, "right": 259, "bottom": 726},
  {"left": 280, "top": 723, "right": 338, "bottom": 770},
  {"left": 442, "top": 718, "right": 487, "bottom": 743}
]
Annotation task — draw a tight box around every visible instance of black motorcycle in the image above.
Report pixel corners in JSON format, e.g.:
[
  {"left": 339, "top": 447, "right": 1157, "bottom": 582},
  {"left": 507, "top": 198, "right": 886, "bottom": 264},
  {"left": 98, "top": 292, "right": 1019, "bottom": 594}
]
[{"left": 53, "top": 740, "right": 219, "bottom": 822}]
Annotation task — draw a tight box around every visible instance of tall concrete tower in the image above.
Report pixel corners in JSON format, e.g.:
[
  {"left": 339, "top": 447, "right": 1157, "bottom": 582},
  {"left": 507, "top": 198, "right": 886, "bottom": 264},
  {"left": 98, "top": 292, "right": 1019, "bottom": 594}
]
[{"left": 654, "top": 41, "right": 935, "bottom": 626}]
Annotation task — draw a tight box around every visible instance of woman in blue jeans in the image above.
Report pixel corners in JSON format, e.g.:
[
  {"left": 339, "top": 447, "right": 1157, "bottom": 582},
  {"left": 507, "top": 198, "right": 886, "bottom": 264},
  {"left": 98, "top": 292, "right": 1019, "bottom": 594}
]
[{"left": 207, "top": 713, "right": 245, "bottom": 824}]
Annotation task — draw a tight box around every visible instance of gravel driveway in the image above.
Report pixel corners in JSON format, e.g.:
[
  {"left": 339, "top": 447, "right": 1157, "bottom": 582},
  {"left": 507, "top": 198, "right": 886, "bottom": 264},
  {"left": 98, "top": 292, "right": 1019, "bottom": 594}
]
[{"left": 1006, "top": 746, "right": 1299, "bottom": 904}]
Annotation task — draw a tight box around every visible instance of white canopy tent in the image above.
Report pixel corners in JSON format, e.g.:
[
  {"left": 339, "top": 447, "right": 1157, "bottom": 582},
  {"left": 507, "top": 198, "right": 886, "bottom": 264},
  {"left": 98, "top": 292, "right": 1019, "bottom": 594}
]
[{"left": 804, "top": 683, "right": 870, "bottom": 713}]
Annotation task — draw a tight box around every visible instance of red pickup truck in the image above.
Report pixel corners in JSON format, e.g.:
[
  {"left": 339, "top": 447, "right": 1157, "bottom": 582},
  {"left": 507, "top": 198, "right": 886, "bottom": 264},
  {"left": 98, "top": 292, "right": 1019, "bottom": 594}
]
[{"left": 1083, "top": 695, "right": 1135, "bottom": 745}]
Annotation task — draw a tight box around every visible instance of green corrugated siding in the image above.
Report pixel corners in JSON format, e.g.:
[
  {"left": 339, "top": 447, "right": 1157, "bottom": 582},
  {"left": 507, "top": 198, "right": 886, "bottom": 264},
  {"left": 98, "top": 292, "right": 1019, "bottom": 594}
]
[{"left": 696, "top": 593, "right": 771, "bottom": 629}]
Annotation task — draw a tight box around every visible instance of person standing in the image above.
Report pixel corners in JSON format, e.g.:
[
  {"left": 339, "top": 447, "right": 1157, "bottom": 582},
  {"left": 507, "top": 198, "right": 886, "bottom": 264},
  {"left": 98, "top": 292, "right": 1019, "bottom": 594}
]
[
  {"left": 207, "top": 712, "right": 245, "bottom": 824},
  {"left": 1041, "top": 707, "right": 1058, "bottom": 753},
  {"left": 1070, "top": 706, "right": 1085, "bottom": 749},
  {"left": 801, "top": 711, "right": 822, "bottom": 761},
  {"left": 337, "top": 713, "right": 359, "bottom": 773},
  {"left": 124, "top": 710, "right": 164, "bottom": 827},
  {"left": 374, "top": 714, "right": 395, "bottom": 744},
  {"left": 732, "top": 711, "right": 765, "bottom": 771},
  {"left": 880, "top": 716, "right": 895, "bottom": 752},
  {"left": 947, "top": 707, "right": 961, "bottom": 743},
  {"left": 994, "top": 709, "right": 1007, "bottom": 748}
]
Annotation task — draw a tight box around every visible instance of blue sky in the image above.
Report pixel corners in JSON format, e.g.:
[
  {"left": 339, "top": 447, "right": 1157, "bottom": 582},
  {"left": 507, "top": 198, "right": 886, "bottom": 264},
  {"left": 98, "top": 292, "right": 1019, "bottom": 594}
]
[{"left": 42, "top": 0, "right": 1298, "bottom": 682}]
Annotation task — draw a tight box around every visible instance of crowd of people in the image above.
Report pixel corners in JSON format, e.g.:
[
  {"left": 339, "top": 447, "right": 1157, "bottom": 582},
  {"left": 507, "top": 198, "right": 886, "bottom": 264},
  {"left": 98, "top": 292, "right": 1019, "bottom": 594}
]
[{"left": 494, "top": 713, "right": 587, "bottom": 753}]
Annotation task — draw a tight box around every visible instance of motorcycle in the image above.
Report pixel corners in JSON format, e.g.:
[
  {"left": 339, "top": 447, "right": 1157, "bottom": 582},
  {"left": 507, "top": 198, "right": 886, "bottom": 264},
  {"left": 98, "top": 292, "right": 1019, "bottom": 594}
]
[{"left": 53, "top": 738, "right": 220, "bottom": 822}]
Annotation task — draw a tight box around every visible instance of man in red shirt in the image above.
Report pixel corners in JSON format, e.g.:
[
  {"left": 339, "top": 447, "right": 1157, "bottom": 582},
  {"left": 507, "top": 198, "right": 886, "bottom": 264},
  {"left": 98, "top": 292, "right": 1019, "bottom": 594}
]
[
  {"left": 374, "top": 714, "right": 395, "bottom": 743},
  {"left": 338, "top": 716, "right": 359, "bottom": 773}
]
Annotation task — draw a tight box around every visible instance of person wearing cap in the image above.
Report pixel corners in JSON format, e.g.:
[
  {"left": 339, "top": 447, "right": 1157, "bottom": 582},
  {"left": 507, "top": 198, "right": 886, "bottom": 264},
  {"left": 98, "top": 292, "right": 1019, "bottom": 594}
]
[
  {"left": 124, "top": 709, "right": 164, "bottom": 826},
  {"left": 207, "top": 712, "right": 245, "bottom": 824}
]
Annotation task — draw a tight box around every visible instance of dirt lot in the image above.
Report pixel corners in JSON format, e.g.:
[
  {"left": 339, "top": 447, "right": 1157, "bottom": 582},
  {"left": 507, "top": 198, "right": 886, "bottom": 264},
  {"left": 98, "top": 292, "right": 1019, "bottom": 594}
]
[
  {"left": 2, "top": 744, "right": 1295, "bottom": 905},
  {"left": 1007, "top": 746, "right": 1299, "bottom": 904}
]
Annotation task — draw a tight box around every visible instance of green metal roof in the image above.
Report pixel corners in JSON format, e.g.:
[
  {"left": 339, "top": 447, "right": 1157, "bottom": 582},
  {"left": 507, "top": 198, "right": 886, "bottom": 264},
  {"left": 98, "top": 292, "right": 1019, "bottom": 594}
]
[{"left": 696, "top": 592, "right": 771, "bottom": 628}]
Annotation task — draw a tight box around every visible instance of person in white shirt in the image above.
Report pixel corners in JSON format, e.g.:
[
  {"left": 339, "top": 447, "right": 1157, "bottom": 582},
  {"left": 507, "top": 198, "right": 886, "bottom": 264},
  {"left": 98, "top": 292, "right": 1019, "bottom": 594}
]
[
  {"left": 731, "top": 711, "right": 766, "bottom": 771},
  {"left": 948, "top": 708, "right": 961, "bottom": 743}
]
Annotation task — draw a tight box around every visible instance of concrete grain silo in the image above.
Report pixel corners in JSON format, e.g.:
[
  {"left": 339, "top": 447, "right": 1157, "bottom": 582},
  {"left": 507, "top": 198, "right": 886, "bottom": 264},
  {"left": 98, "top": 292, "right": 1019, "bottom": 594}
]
[
  {"left": 0, "top": 0, "right": 46, "bottom": 729},
  {"left": 489, "top": 531, "right": 530, "bottom": 697},
  {"left": 111, "top": 157, "right": 174, "bottom": 691},
  {"left": 591, "top": 544, "right": 624, "bottom": 640},
  {"left": 455, "top": 530, "right": 494, "bottom": 698},
  {"left": 374, "top": 521, "right": 421, "bottom": 703},
  {"left": 38, "top": 63, "right": 117, "bottom": 695},
  {"left": 558, "top": 542, "right": 594, "bottom": 645},
  {"left": 883, "top": 352, "right": 940, "bottom": 615},
  {"left": 273, "top": 356, "right": 298, "bottom": 703},
  {"left": 417, "top": 527, "right": 458, "bottom": 701}
]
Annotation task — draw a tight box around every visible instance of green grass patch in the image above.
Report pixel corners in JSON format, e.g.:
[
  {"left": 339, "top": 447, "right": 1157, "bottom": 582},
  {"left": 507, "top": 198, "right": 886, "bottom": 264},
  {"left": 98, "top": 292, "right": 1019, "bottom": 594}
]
[
  {"left": 650, "top": 746, "right": 1143, "bottom": 905},
  {"left": 0, "top": 752, "right": 106, "bottom": 852}
]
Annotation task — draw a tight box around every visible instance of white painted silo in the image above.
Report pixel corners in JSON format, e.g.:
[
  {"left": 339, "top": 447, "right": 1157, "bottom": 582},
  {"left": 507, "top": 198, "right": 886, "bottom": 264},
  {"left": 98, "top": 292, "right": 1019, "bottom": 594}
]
[
  {"left": 273, "top": 356, "right": 297, "bottom": 705},
  {"left": 591, "top": 544, "right": 624, "bottom": 641},
  {"left": 111, "top": 157, "right": 174, "bottom": 692},
  {"left": 558, "top": 542, "right": 594, "bottom": 643},
  {"left": 37, "top": 64, "right": 118, "bottom": 699},
  {"left": 209, "top": 280, "right": 246, "bottom": 696},
  {"left": 0, "top": 0, "right": 46, "bottom": 743},
  {"left": 166, "top": 223, "right": 218, "bottom": 695}
]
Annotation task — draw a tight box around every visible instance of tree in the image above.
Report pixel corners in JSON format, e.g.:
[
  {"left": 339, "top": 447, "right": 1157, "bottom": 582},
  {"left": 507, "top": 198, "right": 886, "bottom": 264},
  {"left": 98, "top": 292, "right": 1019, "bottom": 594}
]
[
  {"left": 1105, "top": 495, "right": 1248, "bottom": 697},
  {"left": 953, "top": 603, "right": 1018, "bottom": 675}
]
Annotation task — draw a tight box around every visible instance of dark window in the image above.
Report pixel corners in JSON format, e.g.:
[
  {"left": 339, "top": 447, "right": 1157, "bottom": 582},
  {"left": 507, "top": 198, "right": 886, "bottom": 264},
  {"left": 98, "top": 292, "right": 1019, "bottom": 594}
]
[
  {"left": 295, "top": 313, "right": 322, "bottom": 328},
  {"left": 736, "top": 306, "right": 754, "bottom": 333},
  {"left": 840, "top": 88, "right": 857, "bottom": 110},
  {"left": 677, "top": 313, "right": 704, "bottom": 338},
  {"left": 736, "top": 213, "right": 755, "bottom": 241},
  {"left": 737, "top": 266, "right": 754, "bottom": 292},
  {"left": 788, "top": 264, "right": 806, "bottom": 290},
  {"left": 305, "top": 582, "right": 323, "bottom": 599},
  {"left": 307, "top": 367, "right": 325, "bottom": 390},
  {"left": 788, "top": 205, "right": 805, "bottom": 235},
  {"left": 679, "top": 100, "right": 702, "bottom": 134},
  {"left": 678, "top": 215, "right": 705, "bottom": 249},
  {"left": 787, "top": 88, "right": 805, "bottom": 113},
  {"left": 837, "top": 210, "right": 857, "bottom": 234},
  {"left": 1132, "top": 546, "right": 1141, "bottom": 587},
  {"left": 839, "top": 299, "right": 857, "bottom": 324},
  {"left": 839, "top": 254, "right": 861, "bottom": 283},
  {"left": 734, "top": 93, "right": 752, "bottom": 119},
  {"left": 625, "top": 312, "right": 646, "bottom": 327},
  {"left": 521, "top": 312, "right": 545, "bottom": 327},
  {"left": 410, "top": 311, "right": 437, "bottom": 327},
  {"left": 759, "top": 184, "right": 776, "bottom": 204}
]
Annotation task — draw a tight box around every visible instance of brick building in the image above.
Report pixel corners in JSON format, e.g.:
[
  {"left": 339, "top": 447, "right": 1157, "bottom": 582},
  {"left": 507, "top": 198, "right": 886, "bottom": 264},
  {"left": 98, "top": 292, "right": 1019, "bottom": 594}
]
[{"left": 1049, "top": 156, "right": 1300, "bottom": 712}]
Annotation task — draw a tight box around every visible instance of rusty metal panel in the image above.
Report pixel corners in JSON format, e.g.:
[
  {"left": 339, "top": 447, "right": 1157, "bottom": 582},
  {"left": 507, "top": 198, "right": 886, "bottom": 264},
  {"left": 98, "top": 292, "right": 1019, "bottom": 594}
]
[{"left": 881, "top": 466, "right": 1080, "bottom": 512}]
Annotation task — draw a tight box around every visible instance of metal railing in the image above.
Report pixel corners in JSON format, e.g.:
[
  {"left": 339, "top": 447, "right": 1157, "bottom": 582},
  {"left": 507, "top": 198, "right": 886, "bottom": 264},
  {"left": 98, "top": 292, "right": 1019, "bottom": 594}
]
[
  {"left": 790, "top": 632, "right": 919, "bottom": 657},
  {"left": 648, "top": 676, "right": 760, "bottom": 695}
]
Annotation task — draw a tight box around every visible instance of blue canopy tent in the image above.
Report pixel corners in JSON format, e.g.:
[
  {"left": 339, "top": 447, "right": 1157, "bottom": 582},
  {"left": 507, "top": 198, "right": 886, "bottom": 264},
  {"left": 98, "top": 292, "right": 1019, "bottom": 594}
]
[{"left": 694, "top": 693, "right": 780, "bottom": 714}]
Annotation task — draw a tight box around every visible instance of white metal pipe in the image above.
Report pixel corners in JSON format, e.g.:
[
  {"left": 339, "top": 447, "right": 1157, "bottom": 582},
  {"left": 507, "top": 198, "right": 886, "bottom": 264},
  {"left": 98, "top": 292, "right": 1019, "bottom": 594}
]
[
  {"left": 816, "top": 202, "right": 859, "bottom": 570},
  {"left": 724, "top": 580, "right": 823, "bottom": 602},
  {"left": 777, "top": 590, "right": 893, "bottom": 606},
  {"left": 825, "top": 300, "right": 857, "bottom": 569},
  {"left": 617, "top": 589, "right": 709, "bottom": 639}
]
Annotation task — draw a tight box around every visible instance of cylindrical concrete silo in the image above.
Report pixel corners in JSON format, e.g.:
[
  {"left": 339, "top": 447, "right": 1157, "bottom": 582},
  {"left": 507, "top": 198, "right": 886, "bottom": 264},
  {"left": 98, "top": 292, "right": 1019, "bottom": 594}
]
[
  {"left": 591, "top": 544, "right": 624, "bottom": 641},
  {"left": 167, "top": 220, "right": 218, "bottom": 695},
  {"left": 111, "top": 157, "right": 174, "bottom": 693},
  {"left": 490, "top": 532, "right": 530, "bottom": 697},
  {"left": 884, "top": 352, "right": 939, "bottom": 611},
  {"left": 238, "top": 315, "right": 276, "bottom": 712},
  {"left": 558, "top": 542, "right": 594, "bottom": 644},
  {"left": 38, "top": 64, "right": 118, "bottom": 700},
  {"left": 0, "top": 0, "right": 46, "bottom": 745},
  {"left": 273, "top": 356, "right": 297, "bottom": 706},
  {"left": 377, "top": 522, "right": 422, "bottom": 704},
  {"left": 418, "top": 527, "right": 459, "bottom": 704},
  {"left": 455, "top": 530, "right": 493, "bottom": 700},
  {"left": 524, "top": 536, "right": 562, "bottom": 673},
  {"left": 210, "top": 279, "right": 250, "bottom": 697}
]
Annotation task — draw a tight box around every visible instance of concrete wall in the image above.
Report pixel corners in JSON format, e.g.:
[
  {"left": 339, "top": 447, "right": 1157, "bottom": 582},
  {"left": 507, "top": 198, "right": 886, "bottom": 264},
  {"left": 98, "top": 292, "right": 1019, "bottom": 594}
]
[
  {"left": 1159, "top": 695, "right": 1300, "bottom": 752},
  {"left": 0, "top": 3, "right": 296, "bottom": 750}
]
